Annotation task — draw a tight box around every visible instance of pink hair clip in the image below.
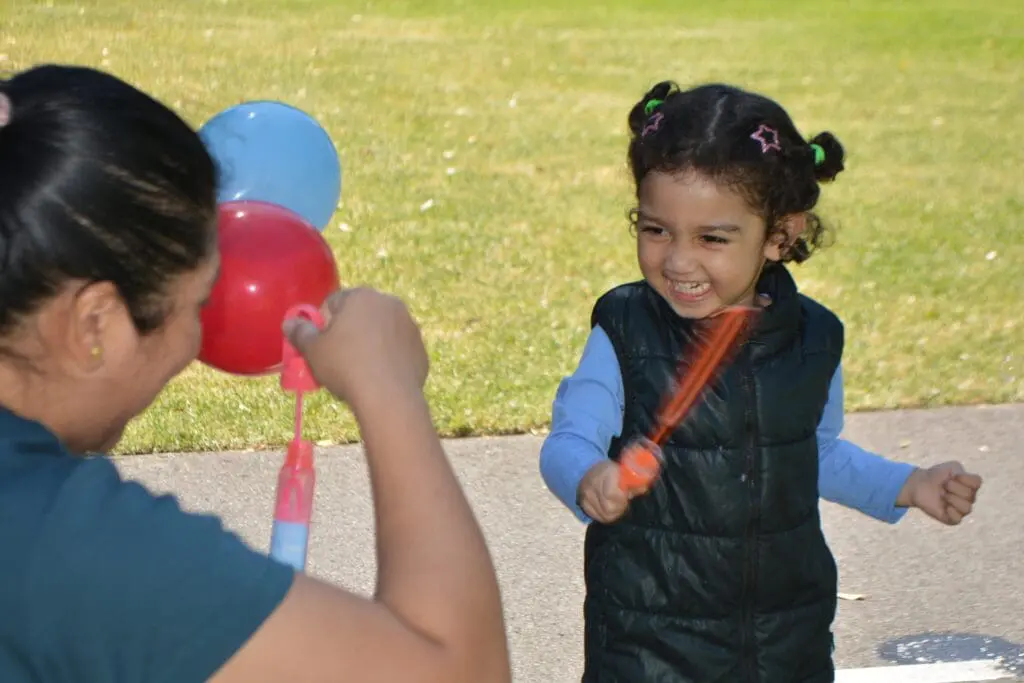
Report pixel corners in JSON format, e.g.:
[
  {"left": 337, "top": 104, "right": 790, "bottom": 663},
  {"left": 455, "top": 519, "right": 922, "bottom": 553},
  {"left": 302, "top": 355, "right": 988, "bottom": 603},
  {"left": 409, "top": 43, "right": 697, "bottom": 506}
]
[
  {"left": 642, "top": 112, "right": 664, "bottom": 138},
  {"left": 750, "top": 124, "right": 781, "bottom": 153}
]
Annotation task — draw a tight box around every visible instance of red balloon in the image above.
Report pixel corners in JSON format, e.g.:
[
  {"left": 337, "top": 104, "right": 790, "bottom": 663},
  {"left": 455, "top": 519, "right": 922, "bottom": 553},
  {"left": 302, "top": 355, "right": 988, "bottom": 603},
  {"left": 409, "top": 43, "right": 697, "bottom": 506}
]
[{"left": 199, "top": 200, "right": 339, "bottom": 376}]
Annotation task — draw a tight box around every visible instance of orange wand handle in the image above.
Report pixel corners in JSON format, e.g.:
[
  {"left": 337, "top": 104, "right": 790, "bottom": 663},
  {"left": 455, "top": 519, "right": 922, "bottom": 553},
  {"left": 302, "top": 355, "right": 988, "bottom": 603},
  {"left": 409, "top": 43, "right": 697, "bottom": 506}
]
[
  {"left": 619, "top": 438, "right": 663, "bottom": 492},
  {"left": 619, "top": 307, "right": 759, "bottom": 492}
]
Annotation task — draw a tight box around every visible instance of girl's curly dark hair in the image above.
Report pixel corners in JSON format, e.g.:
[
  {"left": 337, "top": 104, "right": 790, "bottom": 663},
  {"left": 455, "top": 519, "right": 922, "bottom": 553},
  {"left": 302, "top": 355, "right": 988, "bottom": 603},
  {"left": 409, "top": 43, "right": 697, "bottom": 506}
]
[{"left": 627, "top": 81, "right": 845, "bottom": 263}]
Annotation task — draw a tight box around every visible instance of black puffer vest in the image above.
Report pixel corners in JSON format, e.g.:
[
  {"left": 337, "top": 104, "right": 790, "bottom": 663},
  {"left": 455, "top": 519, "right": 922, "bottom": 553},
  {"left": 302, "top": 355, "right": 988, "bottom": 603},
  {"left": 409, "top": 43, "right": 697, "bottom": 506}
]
[{"left": 582, "top": 265, "right": 843, "bottom": 683}]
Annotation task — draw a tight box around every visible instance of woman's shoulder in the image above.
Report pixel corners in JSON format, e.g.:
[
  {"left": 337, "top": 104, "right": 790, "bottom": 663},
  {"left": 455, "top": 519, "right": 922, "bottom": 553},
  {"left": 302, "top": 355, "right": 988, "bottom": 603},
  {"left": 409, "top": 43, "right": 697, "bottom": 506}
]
[
  {"left": 0, "top": 409, "right": 98, "bottom": 531},
  {"left": 0, "top": 437, "right": 136, "bottom": 585},
  {"left": 0, "top": 408, "right": 234, "bottom": 599},
  {"left": 0, "top": 425, "right": 127, "bottom": 657},
  {"left": 0, "top": 419, "right": 293, "bottom": 681}
]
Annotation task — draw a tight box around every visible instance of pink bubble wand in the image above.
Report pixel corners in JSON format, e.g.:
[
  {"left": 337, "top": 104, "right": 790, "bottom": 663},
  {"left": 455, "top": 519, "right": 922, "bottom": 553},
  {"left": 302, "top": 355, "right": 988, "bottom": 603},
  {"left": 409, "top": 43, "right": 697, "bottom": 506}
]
[{"left": 269, "top": 304, "right": 324, "bottom": 572}]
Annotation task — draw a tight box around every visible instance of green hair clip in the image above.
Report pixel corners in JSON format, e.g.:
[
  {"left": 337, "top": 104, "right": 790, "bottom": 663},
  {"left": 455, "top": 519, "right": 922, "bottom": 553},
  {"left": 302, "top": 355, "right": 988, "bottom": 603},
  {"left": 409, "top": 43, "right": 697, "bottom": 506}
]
[
  {"left": 810, "top": 143, "right": 826, "bottom": 166},
  {"left": 644, "top": 99, "right": 664, "bottom": 116}
]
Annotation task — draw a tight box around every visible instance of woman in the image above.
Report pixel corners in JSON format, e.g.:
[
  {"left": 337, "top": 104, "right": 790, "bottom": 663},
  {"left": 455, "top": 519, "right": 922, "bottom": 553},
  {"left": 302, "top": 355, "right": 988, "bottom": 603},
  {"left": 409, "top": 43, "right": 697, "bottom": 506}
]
[{"left": 0, "top": 64, "right": 511, "bottom": 683}]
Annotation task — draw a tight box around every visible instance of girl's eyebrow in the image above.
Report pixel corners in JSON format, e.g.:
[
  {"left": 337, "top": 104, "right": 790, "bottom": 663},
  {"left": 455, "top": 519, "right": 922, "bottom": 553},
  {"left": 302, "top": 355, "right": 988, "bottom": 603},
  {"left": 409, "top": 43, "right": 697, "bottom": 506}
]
[
  {"left": 698, "top": 223, "right": 742, "bottom": 233},
  {"left": 637, "top": 211, "right": 743, "bottom": 233},
  {"left": 635, "top": 210, "right": 671, "bottom": 225}
]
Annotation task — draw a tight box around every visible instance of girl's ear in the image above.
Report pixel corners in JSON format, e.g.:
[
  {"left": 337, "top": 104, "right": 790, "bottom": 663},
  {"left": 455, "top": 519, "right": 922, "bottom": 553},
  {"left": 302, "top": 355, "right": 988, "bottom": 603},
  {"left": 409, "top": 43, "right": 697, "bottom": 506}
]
[{"left": 763, "top": 213, "right": 808, "bottom": 262}]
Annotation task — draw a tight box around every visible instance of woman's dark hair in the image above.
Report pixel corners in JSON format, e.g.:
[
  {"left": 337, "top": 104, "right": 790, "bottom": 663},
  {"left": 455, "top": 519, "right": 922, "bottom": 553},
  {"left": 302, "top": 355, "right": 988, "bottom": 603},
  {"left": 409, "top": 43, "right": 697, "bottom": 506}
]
[
  {"left": 627, "top": 81, "right": 846, "bottom": 263},
  {"left": 0, "top": 64, "right": 216, "bottom": 339}
]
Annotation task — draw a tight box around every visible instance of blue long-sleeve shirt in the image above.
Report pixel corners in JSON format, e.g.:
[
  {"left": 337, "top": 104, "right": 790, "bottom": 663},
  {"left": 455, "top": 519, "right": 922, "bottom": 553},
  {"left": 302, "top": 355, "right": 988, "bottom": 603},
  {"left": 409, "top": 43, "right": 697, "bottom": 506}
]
[{"left": 540, "top": 324, "right": 916, "bottom": 524}]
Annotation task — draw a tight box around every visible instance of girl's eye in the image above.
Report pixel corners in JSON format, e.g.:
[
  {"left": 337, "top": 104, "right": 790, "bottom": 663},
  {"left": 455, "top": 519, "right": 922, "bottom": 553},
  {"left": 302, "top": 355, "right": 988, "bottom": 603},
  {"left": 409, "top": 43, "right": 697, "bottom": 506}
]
[
  {"left": 639, "top": 225, "right": 668, "bottom": 237},
  {"left": 701, "top": 234, "right": 729, "bottom": 245}
]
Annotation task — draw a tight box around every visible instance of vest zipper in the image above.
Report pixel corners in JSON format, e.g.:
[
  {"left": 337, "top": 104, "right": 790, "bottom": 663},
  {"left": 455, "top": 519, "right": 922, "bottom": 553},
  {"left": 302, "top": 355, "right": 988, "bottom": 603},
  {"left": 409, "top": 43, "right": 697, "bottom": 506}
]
[{"left": 740, "top": 349, "right": 760, "bottom": 682}]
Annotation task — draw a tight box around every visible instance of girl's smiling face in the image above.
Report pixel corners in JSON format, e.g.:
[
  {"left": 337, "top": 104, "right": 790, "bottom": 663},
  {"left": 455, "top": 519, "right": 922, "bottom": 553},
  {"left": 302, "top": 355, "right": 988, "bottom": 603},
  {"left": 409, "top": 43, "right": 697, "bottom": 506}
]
[{"left": 635, "top": 170, "right": 798, "bottom": 319}]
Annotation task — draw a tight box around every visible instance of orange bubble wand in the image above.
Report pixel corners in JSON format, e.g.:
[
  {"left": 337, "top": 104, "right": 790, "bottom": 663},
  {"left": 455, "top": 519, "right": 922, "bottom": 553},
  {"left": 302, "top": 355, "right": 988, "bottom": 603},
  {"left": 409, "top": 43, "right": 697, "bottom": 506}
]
[{"left": 619, "top": 306, "right": 760, "bottom": 492}]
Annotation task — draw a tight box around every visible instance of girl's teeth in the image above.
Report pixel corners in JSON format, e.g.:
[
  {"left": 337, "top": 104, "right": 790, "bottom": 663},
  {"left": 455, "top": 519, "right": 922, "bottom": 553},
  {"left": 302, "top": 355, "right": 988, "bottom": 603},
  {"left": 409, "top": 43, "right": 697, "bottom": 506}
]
[{"left": 674, "top": 282, "right": 709, "bottom": 293}]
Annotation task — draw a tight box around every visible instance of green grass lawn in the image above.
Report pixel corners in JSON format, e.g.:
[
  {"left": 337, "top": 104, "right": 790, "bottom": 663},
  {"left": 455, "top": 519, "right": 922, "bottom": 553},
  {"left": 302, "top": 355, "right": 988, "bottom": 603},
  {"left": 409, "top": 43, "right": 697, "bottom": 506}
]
[{"left": 3, "top": 0, "right": 1021, "bottom": 454}]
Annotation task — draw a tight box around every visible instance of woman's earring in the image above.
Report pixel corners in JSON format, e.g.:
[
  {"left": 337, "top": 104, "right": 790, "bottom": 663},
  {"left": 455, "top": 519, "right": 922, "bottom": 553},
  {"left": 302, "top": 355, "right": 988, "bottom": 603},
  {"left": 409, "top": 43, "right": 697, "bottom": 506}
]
[{"left": 91, "top": 346, "right": 103, "bottom": 359}]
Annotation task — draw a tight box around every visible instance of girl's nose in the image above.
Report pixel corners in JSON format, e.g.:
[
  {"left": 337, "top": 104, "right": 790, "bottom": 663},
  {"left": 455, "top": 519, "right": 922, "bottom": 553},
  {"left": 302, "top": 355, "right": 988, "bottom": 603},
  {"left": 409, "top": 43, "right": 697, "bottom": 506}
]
[{"left": 665, "top": 243, "right": 699, "bottom": 274}]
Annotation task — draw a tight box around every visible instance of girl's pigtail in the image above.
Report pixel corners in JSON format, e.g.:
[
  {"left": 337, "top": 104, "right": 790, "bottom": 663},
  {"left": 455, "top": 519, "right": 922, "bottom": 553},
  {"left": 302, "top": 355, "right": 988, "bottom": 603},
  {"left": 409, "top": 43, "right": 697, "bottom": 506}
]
[
  {"left": 808, "top": 131, "right": 845, "bottom": 182},
  {"left": 628, "top": 81, "right": 677, "bottom": 137}
]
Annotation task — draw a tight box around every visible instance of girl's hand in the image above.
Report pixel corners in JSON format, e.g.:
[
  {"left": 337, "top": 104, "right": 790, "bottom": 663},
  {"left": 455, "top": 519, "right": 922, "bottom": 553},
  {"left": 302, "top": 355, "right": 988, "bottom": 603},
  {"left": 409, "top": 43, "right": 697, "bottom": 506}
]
[
  {"left": 897, "top": 462, "right": 983, "bottom": 525},
  {"left": 578, "top": 460, "right": 649, "bottom": 523}
]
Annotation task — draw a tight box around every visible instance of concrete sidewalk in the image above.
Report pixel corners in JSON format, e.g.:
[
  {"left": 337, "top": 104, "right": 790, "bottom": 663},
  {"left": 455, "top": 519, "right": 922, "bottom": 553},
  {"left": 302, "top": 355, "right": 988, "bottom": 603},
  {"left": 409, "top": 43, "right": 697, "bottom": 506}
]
[{"left": 115, "top": 402, "right": 1024, "bottom": 682}]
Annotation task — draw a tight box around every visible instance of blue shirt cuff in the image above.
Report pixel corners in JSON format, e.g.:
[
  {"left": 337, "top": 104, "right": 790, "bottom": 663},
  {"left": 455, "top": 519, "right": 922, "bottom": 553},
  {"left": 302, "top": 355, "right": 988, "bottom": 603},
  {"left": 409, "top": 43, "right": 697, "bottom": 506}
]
[
  {"left": 539, "top": 432, "right": 605, "bottom": 524},
  {"left": 877, "top": 461, "right": 918, "bottom": 524}
]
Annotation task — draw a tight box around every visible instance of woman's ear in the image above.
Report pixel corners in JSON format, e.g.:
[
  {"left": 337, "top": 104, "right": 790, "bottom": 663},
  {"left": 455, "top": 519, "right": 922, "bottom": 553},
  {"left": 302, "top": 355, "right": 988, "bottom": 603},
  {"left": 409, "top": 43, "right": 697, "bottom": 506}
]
[
  {"left": 65, "top": 280, "right": 127, "bottom": 373},
  {"left": 763, "top": 213, "right": 808, "bottom": 262}
]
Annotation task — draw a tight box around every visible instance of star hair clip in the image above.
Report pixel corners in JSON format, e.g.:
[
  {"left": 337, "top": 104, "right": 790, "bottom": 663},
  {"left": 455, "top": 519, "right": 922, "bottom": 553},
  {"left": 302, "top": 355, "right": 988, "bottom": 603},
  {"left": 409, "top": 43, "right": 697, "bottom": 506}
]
[
  {"left": 642, "top": 112, "right": 664, "bottom": 137},
  {"left": 750, "top": 123, "right": 781, "bottom": 154},
  {"left": 641, "top": 98, "right": 665, "bottom": 137}
]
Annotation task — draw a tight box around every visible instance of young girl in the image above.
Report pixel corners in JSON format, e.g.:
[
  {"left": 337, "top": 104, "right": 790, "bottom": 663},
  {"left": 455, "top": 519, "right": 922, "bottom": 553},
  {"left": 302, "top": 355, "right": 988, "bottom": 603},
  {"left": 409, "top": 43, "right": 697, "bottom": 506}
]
[{"left": 539, "top": 81, "right": 983, "bottom": 683}]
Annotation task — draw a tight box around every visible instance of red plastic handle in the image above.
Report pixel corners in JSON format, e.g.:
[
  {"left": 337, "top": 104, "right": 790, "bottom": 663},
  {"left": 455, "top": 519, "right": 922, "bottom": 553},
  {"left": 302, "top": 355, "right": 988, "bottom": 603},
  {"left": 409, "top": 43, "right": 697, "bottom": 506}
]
[
  {"left": 281, "top": 304, "right": 325, "bottom": 393},
  {"left": 275, "top": 439, "right": 316, "bottom": 522}
]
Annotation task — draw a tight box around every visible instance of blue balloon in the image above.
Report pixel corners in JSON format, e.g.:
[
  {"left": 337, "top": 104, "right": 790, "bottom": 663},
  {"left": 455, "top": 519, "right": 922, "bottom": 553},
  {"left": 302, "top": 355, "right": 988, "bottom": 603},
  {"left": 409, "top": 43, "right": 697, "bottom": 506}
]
[{"left": 199, "top": 101, "right": 341, "bottom": 231}]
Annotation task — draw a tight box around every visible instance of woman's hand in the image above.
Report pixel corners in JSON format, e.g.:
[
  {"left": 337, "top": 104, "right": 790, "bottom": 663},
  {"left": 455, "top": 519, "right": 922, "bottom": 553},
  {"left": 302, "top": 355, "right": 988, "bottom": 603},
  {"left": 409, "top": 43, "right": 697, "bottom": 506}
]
[
  {"left": 211, "top": 287, "right": 510, "bottom": 683},
  {"left": 283, "top": 287, "right": 429, "bottom": 410}
]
